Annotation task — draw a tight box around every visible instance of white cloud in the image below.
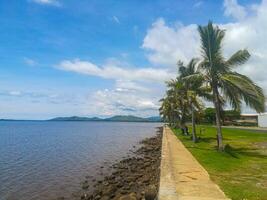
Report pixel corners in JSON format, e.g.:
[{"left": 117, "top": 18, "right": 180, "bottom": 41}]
[
  {"left": 193, "top": 1, "right": 203, "bottom": 8},
  {"left": 115, "top": 80, "right": 149, "bottom": 92},
  {"left": 223, "top": 0, "right": 247, "bottom": 20},
  {"left": 142, "top": 18, "right": 200, "bottom": 67},
  {"left": 30, "top": 0, "right": 61, "bottom": 6},
  {"left": 0, "top": 90, "right": 82, "bottom": 105},
  {"left": 55, "top": 58, "right": 169, "bottom": 116},
  {"left": 142, "top": 0, "right": 267, "bottom": 113},
  {"left": 112, "top": 16, "right": 120, "bottom": 24},
  {"left": 23, "top": 57, "right": 38, "bottom": 66},
  {"left": 143, "top": 0, "right": 267, "bottom": 91},
  {"left": 57, "top": 59, "right": 173, "bottom": 82},
  {"left": 8, "top": 91, "right": 22, "bottom": 96},
  {"left": 51, "top": 0, "right": 267, "bottom": 116},
  {"left": 86, "top": 88, "right": 160, "bottom": 117}
]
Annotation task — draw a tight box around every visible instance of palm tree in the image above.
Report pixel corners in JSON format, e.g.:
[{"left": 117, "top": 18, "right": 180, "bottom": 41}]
[
  {"left": 196, "top": 21, "right": 265, "bottom": 151},
  {"left": 178, "top": 59, "right": 211, "bottom": 142},
  {"left": 160, "top": 78, "right": 191, "bottom": 132}
]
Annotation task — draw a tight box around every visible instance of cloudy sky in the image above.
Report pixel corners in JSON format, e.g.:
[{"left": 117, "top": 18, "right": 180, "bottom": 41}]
[{"left": 0, "top": 0, "right": 266, "bottom": 119}]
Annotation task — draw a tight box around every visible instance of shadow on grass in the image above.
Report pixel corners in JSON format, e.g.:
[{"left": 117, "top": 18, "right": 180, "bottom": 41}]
[
  {"left": 221, "top": 144, "right": 267, "bottom": 159},
  {"left": 177, "top": 131, "right": 267, "bottom": 159},
  {"left": 224, "top": 144, "right": 239, "bottom": 158},
  {"left": 230, "top": 146, "right": 267, "bottom": 159},
  {"left": 187, "top": 146, "right": 218, "bottom": 152},
  {"left": 185, "top": 141, "right": 267, "bottom": 159}
]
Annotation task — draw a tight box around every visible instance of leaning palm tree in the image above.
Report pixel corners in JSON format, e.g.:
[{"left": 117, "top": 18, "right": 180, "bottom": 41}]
[{"left": 197, "top": 21, "right": 265, "bottom": 151}]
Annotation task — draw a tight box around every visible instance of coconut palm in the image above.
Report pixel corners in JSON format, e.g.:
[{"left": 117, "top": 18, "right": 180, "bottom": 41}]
[
  {"left": 196, "top": 21, "right": 265, "bottom": 150},
  {"left": 160, "top": 79, "right": 188, "bottom": 129},
  {"left": 178, "top": 59, "right": 211, "bottom": 142}
]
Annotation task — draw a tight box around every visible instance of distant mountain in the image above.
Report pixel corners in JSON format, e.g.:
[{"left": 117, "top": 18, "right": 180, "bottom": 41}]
[
  {"left": 49, "top": 115, "right": 162, "bottom": 122},
  {"left": 105, "top": 115, "right": 147, "bottom": 122},
  {"left": 49, "top": 116, "right": 102, "bottom": 121},
  {"left": 146, "top": 116, "right": 162, "bottom": 122}
]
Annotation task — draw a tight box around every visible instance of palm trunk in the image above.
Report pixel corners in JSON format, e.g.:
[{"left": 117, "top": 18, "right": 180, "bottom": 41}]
[
  {"left": 180, "top": 122, "right": 187, "bottom": 135},
  {"left": 212, "top": 85, "right": 224, "bottom": 151},
  {"left": 191, "top": 103, "right": 197, "bottom": 142}
]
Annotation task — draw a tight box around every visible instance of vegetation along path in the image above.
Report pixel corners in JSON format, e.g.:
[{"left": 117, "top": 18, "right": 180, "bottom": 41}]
[{"left": 158, "top": 126, "right": 229, "bottom": 200}]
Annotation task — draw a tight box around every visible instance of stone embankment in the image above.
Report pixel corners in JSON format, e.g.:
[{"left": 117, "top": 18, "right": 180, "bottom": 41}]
[{"left": 79, "top": 127, "right": 162, "bottom": 200}]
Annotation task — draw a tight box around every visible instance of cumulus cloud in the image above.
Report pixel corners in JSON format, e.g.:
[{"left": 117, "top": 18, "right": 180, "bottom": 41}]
[
  {"left": 0, "top": 90, "right": 82, "bottom": 105},
  {"left": 57, "top": 59, "right": 173, "bottom": 82},
  {"left": 86, "top": 88, "right": 160, "bottom": 116},
  {"left": 115, "top": 80, "right": 149, "bottom": 92},
  {"left": 142, "top": 0, "right": 267, "bottom": 96},
  {"left": 142, "top": 18, "right": 200, "bottom": 67},
  {"left": 52, "top": 0, "right": 267, "bottom": 116},
  {"left": 30, "top": 0, "right": 61, "bottom": 6},
  {"left": 55, "top": 58, "right": 169, "bottom": 116},
  {"left": 223, "top": 0, "right": 247, "bottom": 20}
]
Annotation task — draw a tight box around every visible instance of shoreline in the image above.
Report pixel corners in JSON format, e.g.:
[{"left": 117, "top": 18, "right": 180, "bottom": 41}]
[{"left": 76, "top": 127, "right": 163, "bottom": 200}]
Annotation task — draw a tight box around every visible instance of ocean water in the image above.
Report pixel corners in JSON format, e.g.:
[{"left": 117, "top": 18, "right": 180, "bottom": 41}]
[{"left": 0, "top": 121, "right": 161, "bottom": 200}]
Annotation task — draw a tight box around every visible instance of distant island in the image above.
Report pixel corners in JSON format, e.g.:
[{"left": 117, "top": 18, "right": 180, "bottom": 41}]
[{"left": 49, "top": 115, "right": 162, "bottom": 122}]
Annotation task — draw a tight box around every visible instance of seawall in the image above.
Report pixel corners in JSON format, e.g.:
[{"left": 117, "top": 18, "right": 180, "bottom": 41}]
[{"left": 158, "top": 126, "right": 230, "bottom": 200}]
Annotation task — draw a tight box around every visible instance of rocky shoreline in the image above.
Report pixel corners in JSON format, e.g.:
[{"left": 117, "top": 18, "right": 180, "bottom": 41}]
[{"left": 79, "top": 127, "right": 162, "bottom": 200}]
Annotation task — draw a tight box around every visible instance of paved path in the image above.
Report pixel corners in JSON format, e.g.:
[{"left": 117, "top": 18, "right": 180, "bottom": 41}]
[
  {"left": 158, "top": 126, "right": 230, "bottom": 200},
  {"left": 221, "top": 126, "right": 267, "bottom": 133}
]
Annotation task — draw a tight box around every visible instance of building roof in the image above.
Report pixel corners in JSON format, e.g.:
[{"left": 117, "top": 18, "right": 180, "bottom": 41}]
[{"left": 241, "top": 113, "right": 259, "bottom": 117}]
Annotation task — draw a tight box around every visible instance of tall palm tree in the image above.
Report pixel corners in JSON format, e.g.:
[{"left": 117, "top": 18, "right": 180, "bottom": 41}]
[
  {"left": 197, "top": 21, "right": 265, "bottom": 151},
  {"left": 178, "top": 59, "right": 211, "bottom": 142}
]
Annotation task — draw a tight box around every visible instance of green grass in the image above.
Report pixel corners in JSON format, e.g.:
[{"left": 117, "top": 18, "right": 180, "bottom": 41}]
[{"left": 173, "top": 125, "right": 267, "bottom": 200}]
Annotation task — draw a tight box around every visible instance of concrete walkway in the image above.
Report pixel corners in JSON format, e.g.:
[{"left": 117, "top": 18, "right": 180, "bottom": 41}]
[
  {"left": 221, "top": 125, "right": 267, "bottom": 133},
  {"left": 158, "top": 126, "right": 230, "bottom": 200}
]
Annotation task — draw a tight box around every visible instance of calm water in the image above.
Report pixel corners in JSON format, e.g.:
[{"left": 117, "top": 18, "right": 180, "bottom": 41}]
[{"left": 0, "top": 121, "right": 161, "bottom": 200}]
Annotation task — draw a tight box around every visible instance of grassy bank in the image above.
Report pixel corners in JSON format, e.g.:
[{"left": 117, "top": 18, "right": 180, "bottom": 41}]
[{"left": 173, "top": 125, "right": 267, "bottom": 200}]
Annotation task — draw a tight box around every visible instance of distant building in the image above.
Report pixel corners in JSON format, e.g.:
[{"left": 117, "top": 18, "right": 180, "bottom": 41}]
[
  {"left": 258, "top": 113, "right": 267, "bottom": 128},
  {"left": 240, "top": 114, "right": 258, "bottom": 122}
]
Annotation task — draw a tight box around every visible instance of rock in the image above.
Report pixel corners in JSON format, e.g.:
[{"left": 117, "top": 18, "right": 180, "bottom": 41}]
[
  {"left": 119, "top": 192, "right": 137, "bottom": 200},
  {"left": 144, "top": 185, "right": 157, "bottom": 200},
  {"left": 81, "top": 193, "right": 89, "bottom": 200},
  {"left": 82, "top": 132, "right": 162, "bottom": 200},
  {"left": 95, "top": 195, "right": 101, "bottom": 200},
  {"left": 102, "top": 185, "right": 116, "bottom": 195},
  {"left": 100, "top": 196, "right": 109, "bottom": 200},
  {"left": 82, "top": 181, "right": 89, "bottom": 189}
]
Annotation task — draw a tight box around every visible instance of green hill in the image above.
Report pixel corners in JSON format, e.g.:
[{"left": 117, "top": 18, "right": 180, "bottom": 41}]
[{"left": 49, "top": 115, "right": 162, "bottom": 122}]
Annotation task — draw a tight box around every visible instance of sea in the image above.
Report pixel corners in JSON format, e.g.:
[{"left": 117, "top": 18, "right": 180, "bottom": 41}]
[{"left": 0, "top": 121, "right": 161, "bottom": 200}]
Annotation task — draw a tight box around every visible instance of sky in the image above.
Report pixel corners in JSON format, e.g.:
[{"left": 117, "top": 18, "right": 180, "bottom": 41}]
[{"left": 0, "top": 0, "right": 266, "bottom": 119}]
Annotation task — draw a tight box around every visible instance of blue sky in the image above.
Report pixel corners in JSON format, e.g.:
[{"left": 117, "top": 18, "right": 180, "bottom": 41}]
[{"left": 0, "top": 0, "right": 266, "bottom": 119}]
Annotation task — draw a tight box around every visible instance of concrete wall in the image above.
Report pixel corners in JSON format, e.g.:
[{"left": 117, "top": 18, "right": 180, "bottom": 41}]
[{"left": 258, "top": 113, "right": 267, "bottom": 128}]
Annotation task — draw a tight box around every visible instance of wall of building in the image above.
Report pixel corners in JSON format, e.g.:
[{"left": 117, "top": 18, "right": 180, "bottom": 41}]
[{"left": 258, "top": 114, "right": 267, "bottom": 128}]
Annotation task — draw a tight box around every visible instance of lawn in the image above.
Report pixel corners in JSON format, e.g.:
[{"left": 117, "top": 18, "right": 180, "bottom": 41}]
[{"left": 173, "top": 125, "right": 267, "bottom": 200}]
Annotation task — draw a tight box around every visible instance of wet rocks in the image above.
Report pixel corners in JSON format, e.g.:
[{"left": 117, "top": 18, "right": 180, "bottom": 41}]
[
  {"left": 119, "top": 192, "right": 137, "bottom": 200},
  {"left": 144, "top": 185, "right": 157, "bottom": 200},
  {"left": 81, "top": 127, "right": 163, "bottom": 200},
  {"left": 82, "top": 180, "right": 90, "bottom": 189}
]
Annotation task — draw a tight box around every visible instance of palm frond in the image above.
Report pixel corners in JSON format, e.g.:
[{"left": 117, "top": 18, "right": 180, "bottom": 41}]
[
  {"left": 225, "top": 49, "right": 250, "bottom": 68},
  {"left": 198, "top": 21, "right": 225, "bottom": 68},
  {"left": 221, "top": 72, "right": 265, "bottom": 113}
]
